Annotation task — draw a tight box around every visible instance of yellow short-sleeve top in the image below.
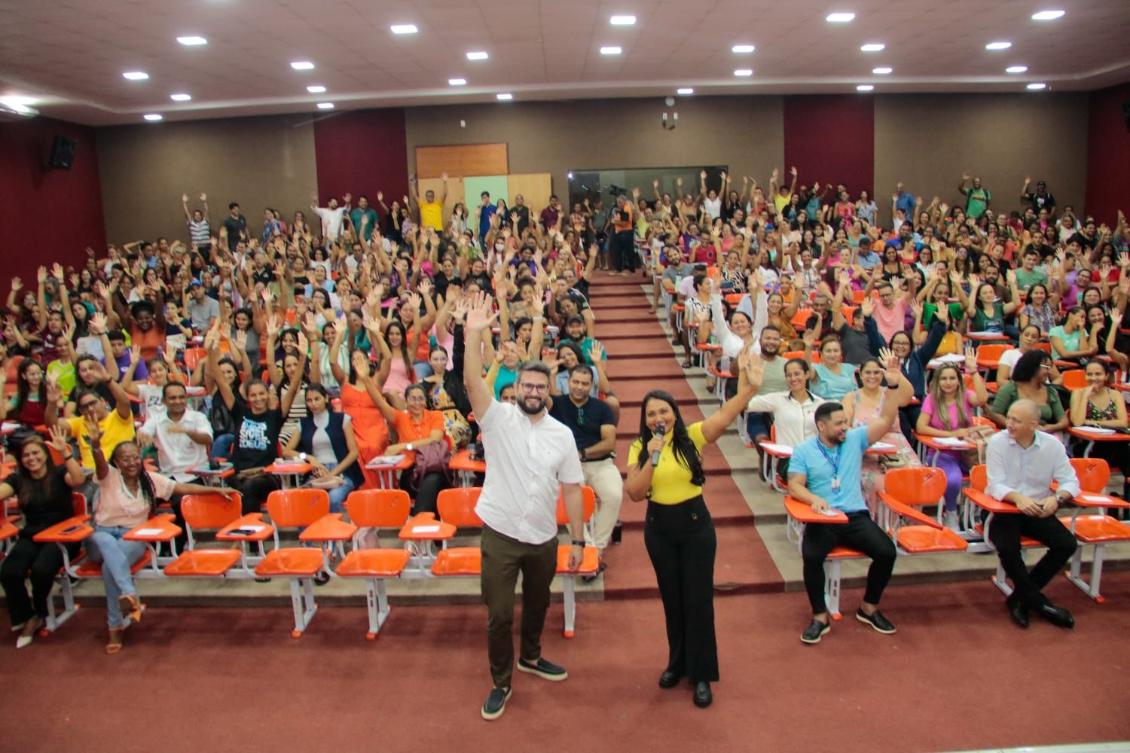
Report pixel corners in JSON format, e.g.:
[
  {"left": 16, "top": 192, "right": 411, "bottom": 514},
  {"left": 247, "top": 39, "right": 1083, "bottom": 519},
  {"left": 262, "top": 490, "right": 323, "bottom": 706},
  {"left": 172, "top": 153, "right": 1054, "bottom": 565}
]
[{"left": 627, "top": 421, "right": 707, "bottom": 505}]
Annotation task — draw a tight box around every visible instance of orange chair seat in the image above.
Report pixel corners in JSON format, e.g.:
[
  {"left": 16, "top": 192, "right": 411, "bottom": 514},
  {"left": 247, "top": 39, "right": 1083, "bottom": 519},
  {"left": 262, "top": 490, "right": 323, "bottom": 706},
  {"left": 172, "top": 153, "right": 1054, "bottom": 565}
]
[
  {"left": 695, "top": 343, "right": 722, "bottom": 352},
  {"left": 431, "top": 547, "right": 482, "bottom": 576},
  {"left": 555, "top": 544, "right": 600, "bottom": 575},
  {"left": 896, "top": 526, "right": 969, "bottom": 554},
  {"left": 1072, "top": 515, "right": 1130, "bottom": 544},
  {"left": 0, "top": 519, "right": 17, "bottom": 541},
  {"left": 75, "top": 549, "right": 152, "bottom": 577},
  {"left": 164, "top": 549, "right": 243, "bottom": 577},
  {"left": 255, "top": 548, "right": 325, "bottom": 577},
  {"left": 827, "top": 545, "right": 864, "bottom": 559},
  {"left": 337, "top": 548, "right": 411, "bottom": 577}
]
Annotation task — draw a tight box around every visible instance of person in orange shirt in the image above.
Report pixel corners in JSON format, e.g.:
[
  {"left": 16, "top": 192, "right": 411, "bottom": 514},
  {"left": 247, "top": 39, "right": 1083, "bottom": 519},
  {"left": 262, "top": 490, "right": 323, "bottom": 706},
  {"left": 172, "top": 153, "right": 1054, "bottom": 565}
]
[{"left": 365, "top": 380, "right": 450, "bottom": 515}]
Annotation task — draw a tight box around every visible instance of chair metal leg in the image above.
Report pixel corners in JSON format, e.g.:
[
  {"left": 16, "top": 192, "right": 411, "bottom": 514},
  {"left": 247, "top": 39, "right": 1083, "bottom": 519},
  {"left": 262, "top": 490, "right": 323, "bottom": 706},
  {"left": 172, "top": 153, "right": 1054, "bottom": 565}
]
[
  {"left": 1066, "top": 543, "right": 1106, "bottom": 603},
  {"left": 825, "top": 560, "right": 842, "bottom": 620},
  {"left": 44, "top": 574, "right": 79, "bottom": 633},
  {"left": 288, "top": 577, "right": 318, "bottom": 638},
  {"left": 562, "top": 575, "right": 576, "bottom": 638}
]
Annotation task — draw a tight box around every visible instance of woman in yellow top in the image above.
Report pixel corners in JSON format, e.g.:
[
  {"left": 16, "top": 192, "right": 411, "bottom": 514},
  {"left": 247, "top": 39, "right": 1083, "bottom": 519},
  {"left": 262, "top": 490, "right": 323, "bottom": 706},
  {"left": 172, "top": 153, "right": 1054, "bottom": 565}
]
[{"left": 624, "top": 350, "right": 756, "bottom": 710}]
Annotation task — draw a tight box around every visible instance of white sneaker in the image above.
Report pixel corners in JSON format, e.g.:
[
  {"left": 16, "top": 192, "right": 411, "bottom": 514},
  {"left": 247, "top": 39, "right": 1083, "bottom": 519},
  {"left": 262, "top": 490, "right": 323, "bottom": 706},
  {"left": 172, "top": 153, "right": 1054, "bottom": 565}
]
[{"left": 943, "top": 510, "right": 961, "bottom": 532}]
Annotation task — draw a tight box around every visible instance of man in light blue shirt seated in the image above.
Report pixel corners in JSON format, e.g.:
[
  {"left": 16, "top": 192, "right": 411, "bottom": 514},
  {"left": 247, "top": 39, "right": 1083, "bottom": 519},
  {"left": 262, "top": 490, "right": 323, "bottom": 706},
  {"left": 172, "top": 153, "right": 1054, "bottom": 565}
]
[
  {"left": 788, "top": 354, "right": 910, "bottom": 645},
  {"left": 984, "top": 399, "right": 1079, "bottom": 630}
]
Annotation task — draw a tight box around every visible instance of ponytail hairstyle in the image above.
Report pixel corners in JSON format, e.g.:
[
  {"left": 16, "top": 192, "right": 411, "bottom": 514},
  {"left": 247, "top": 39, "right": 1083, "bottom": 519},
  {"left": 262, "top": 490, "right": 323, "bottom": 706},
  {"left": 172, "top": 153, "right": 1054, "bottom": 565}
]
[
  {"left": 635, "top": 390, "right": 704, "bottom": 487},
  {"left": 109, "top": 440, "right": 158, "bottom": 513}
]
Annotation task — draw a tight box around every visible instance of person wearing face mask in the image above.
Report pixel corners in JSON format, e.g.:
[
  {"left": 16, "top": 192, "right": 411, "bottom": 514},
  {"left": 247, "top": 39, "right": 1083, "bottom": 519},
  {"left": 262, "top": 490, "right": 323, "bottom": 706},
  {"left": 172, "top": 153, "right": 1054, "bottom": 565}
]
[{"left": 624, "top": 350, "right": 757, "bottom": 709}]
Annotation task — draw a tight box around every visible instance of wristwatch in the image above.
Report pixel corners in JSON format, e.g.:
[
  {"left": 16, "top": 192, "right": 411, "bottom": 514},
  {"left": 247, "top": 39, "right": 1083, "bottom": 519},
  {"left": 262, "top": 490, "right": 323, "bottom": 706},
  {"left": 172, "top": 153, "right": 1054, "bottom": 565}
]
[
  {"left": 1055, "top": 491, "right": 1073, "bottom": 507},
  {"left": 299, "top": 452, "right": 307, "bottom": 462},
  {"left": 570, "top": 539, "right": 586, "bottom": 547},
  {"left": 406, "top": 443, "right": 414, "bottom": 451}
]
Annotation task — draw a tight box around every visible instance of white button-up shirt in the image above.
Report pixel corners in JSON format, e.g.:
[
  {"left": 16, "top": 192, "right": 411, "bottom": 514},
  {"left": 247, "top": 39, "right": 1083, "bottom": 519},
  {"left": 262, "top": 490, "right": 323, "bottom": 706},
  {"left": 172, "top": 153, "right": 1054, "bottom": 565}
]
[
  {"left": 475, "top": 399, "right": 585, "bottom": 545},
  {"left": 746, "top": 391, "right": 826, "bottom": 448},
  {"left": 985, "top": 429, "right": 1079, "bottom": 502}
]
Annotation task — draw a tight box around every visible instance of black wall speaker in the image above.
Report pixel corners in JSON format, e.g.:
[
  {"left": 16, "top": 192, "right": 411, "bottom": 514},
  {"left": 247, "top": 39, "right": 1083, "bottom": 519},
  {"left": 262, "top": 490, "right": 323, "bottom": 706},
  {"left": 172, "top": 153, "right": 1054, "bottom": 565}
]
[{"left": 48, "top": 135, "right": 76, "bottom": 170}]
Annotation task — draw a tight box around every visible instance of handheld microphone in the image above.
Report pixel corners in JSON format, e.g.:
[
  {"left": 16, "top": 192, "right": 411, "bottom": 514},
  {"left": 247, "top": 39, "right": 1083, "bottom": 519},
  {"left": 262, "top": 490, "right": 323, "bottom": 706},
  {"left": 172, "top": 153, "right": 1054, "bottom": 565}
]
[{"left": 651, "top": 424, "right": 666, "bottom": 467}]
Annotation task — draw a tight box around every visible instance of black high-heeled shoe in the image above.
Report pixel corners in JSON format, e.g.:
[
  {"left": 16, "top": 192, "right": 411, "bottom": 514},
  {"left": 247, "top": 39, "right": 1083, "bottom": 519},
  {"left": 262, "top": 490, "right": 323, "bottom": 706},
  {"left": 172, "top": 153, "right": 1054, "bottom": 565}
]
[{"left": 693, "top": 681, "right": 712, "bottom": 708}]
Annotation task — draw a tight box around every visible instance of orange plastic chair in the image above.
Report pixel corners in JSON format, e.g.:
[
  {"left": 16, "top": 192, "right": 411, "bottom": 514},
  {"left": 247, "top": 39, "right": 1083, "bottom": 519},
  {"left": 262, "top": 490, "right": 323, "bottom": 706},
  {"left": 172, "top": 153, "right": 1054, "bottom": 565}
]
[
  {"left": 851, "top": 289, "right": 867, "bottom": 304},
  {"left": 975, "top": 343, "right": 1009, "bottom": 370},
  {"left": 1061, "top": 370, "right": 1086, "bottom": 390},
  {"left": 791, "top": 307, "right": 812, "bottom": 330},
  {"left": 963, "top": 464, "right": 1043, "bottom": 596},
  {"left": 183, "top": 347, "right": 208, "bottom": 372},
  {"left": 552, "top": 485, "right": 599, "bottom": 637},
  {"left": 431, "top": 488, "right": 485, "bottom": 576},
  {"left": 1033, "top": 342, "right": 1052, "bottom": 354},
  {"left": 1058, "top": 457, "right": 1130, "bottom": 602},
  {"left": 257, "top": 488, "right": 333, "bottom": 637},
  {"left": 1069, "top": 457, "right": 1110, "bottom": 494},
  {"left": 878, "top": 468, "right": 968, "bottom": 554},
  {"left": 164, "top": 492, "right": 254, "bottom": 578},
  {"left": 782, "top": 496, "right": 857, "bottom": 619},
  {"left": 337, "top": 490, "right": 413, "bottom": 639}
]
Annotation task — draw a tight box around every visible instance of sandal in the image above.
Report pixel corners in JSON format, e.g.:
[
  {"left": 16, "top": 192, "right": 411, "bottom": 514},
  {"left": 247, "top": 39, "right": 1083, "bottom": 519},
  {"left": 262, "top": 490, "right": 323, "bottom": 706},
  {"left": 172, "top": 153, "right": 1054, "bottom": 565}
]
[
  {"left": 681, "top": 360, "right": 693, "bottom": 369},
  {"left": 105, "top": 627, "right": 126, "bottom": 654},
  {"left": 119, "top": 594, "right": 143, "bottom": 625}
]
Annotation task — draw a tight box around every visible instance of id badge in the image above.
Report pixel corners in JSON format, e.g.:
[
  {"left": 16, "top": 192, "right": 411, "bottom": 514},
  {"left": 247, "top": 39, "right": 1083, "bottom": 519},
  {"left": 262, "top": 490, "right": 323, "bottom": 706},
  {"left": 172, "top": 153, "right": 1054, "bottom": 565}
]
[{"left": 831, "top": 478, "right": 840, "bottom": 489}]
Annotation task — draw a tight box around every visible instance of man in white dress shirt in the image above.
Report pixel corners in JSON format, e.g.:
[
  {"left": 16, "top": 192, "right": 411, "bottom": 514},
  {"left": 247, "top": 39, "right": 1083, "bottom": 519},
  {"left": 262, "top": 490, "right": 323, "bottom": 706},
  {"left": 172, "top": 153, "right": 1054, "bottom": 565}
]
[
  {"left": 985, "top": 400, "right": 1079, "bottom": 629},
  {"left": 462, "top": 292, "right": 586, "bottom": 721}
]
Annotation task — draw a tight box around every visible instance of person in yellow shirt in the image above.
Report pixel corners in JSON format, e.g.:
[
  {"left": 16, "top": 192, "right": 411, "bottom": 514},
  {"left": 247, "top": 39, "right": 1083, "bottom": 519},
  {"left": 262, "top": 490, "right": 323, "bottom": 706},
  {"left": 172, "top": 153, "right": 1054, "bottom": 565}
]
[
  {"left": 412, "top": 172, "right": 448, "bottom": 232},
  {"left": 771, "top": 166, "right": 798, "bottom": 215},
  {"left": 623, "top": 350, "right": 757, "bottom": 710},
  {"left": 51, "top": 362, "right": 135, "bottom": 470}
]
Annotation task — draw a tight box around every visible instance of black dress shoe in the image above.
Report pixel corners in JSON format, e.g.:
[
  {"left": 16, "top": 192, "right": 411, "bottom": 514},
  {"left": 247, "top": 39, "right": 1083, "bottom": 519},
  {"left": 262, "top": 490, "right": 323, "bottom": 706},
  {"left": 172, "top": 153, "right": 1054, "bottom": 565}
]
[
  {"left": 658, "top": 670, "right": 681, "bottom": 689},
  {"left": 1007, "top": 597, "right": 1030, "bottom": 629},
  {"left": 693, "top": 681, "right": 712, "bottom": 708},
  {"left": 1035, "top": 601, "right": 1075, "bottom": 629}
]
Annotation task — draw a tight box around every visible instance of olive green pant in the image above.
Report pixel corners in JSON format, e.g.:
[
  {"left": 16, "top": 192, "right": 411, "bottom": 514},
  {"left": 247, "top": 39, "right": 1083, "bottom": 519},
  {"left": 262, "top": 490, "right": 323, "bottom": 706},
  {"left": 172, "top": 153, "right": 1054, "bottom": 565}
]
[{"left": 481, "top": 525, "right": 558, "bottom": 689}]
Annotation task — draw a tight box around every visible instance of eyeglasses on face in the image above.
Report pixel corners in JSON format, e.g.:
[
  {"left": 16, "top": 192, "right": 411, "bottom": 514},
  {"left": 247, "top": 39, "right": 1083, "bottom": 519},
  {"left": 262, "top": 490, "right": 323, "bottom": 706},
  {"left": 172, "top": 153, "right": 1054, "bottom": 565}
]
[{"left": 518, "top": 382, "right": 548, "bottom": 393}]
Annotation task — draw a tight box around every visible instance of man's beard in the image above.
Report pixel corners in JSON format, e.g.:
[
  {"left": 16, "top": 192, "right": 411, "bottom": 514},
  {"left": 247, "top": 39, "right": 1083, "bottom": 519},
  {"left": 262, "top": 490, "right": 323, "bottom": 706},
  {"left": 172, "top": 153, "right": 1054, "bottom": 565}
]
[{"left": 519, "top": 396, "right": 545, "bottom": 415}]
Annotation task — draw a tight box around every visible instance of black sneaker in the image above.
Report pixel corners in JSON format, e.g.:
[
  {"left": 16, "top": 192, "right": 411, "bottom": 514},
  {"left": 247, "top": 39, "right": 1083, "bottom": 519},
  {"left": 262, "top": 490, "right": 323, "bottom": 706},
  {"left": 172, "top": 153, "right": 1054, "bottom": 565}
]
[
  {"left": 481, "top": 686, "right": 512, "bottom": 721},
  {"left": 856, "top": 608, "right": 897, "bottom": 634},
  {"left": 516, "top": 656, "right": 569, "bottom": 682},
  {"left": 800, "top": 619, "right": 830, "bottom": 644},
  {"left": 581, "top": 562, "right": 607, "bottom": 584}
]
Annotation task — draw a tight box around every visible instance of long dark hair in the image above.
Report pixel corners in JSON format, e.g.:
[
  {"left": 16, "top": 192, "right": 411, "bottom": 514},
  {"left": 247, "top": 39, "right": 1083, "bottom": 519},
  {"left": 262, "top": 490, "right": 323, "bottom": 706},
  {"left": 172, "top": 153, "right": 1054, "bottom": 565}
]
[
  {"left": 634, "top": 390, "right": 704, "bottom": 486},
  {"left": 14, "top": 437, "right": 61, "bottom": 509},
  {"left": 385, "top": 320, "right": 413, "bottom": 376},
  {"left": 15, "top": 358, "right": 47, "bottom": 412},
  {"left": 109, "top": 440, "right": 158, "bottom": 513}
]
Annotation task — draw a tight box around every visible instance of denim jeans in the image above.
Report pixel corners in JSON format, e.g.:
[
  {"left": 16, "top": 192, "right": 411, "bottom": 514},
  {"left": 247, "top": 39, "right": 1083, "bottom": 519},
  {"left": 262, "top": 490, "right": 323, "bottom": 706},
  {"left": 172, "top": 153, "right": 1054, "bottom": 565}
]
[
  {"left": 321, "top": 461, "right": 356, "bottom": 513},
  {"left": 85, "top": 526, "right": 148, "bottom": 629},
  {"left": 211, "top": 433, "right": 235, "bottom": 461}
]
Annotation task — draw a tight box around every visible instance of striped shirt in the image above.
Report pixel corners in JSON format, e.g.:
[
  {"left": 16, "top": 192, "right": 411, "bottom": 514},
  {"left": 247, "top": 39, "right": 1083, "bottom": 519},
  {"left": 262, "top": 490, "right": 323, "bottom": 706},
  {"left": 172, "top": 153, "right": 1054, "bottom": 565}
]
[{"left": 188, "top": 218, "right": 210, "bottom": 246}]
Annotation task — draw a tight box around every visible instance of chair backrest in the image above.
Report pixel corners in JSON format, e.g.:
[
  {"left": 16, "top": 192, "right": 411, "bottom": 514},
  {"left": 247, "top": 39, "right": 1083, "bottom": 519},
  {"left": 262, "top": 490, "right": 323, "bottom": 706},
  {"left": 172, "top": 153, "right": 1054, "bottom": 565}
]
[
  {"left": 969, "top": 464, "right": 987, "bottom": 491},
  {"left": 1069, "top": 457, "right": 1110, "bottom": 494},
  {"left": 436, "top": 487, "right": 484, "bottom": 528},
  {"left": 72, "top": 491, "right": 87, "bottom": 516},
  {"left": 1033, "top": 341, "right": 1052, "bottom": 354},
  {"left": 555, "top": 485, "right": 597, "bottom": 525},
  {"left": 345, "top": 489, "right": 411, "bottom": 528},
  {"left": 976, "top": 343, "right": 1008, "bottom": 362},
  {"left": 841, "top": 305, "right": 856, "bottom": 327},
  {"left": 1061, "top": 370, "right": 1086, "bottom": 390},
  {"left": 183, "top": 347, "right": 208, "bottom": 371},
  {"left": 791, "top": 307, "right": 812, "bottom": 329},
  {"left": 182, "top": 492, "right": 244, "bottom": 530},
  {"left": 851, "top": 289, "right": 867, "bottom": 305},
  {"left": 883, "top": 467, "right": 946, "bottom": 506},
  {"left": 266, "top": 488, "right": 330, "bottom": 528}
]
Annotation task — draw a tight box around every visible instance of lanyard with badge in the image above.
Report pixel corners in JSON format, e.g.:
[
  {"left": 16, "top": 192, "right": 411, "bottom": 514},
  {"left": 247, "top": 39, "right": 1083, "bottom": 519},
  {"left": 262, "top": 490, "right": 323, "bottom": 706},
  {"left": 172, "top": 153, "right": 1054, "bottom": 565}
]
[{"left": 816, "top": 441, "right": 842, "bottom": 489}]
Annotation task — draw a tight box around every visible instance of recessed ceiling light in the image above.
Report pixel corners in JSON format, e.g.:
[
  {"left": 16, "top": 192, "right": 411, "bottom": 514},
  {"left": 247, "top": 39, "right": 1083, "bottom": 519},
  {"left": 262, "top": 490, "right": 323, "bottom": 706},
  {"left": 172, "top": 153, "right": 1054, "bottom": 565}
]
[
  {"left": 448, "top": 78, "right": 467, "bottom": 86},
  {"left": 732, "top": 44, "right": 755, "bottom": 53},
  {"left": 467, "top": 51, "right": 489, "bottom": 61},
  {"left": 0, "top": 96, "right": 37, "bottom": 115},
  {"left": 826, "top": 12, "right": 855, "bottom": 23},
  {"left": 1005, "top": 65, "right": 1028, "bottom": 74},
  {"left": 860, "top": 43, "right": 885, "bottom": 52},
  {"left": 317, "top": 102, "right": 334, "bottom": 110},
  {"left": 872, "top": 66, "right": 892, "bottom": 74},
  {"left": 1031, "top": 10, "right": 1065, "bottom": 21},
  {"left": 290, "top": 60, "right": 315, "bottom": 70},
  {"left": 390, "top": 24, "right": 418, "bottom": 34},
  {"left": 1026, "top": 82, "right": 1047, "bottom": 90},
  {"left": 600, "top": 46, "right": 622, "bottom": 55},
  {"left": 985, "top": 41, "right": 1012, "bottom": 51},
  {"left": 610, "top": 15, "right": 636, "bottom": 26},
  {"left": 122, "top": 71, "right": 149, "bottom": 81},
  {"left": 734, "top": 68, "right": 753, "bottom": 77},
  {"left": 496, "top": 92, "right": 513, "bottom": 101},
  {"left": 143, "top": 113, "right": 163, "bottom": 121},
  {"left": 856, "top": 84, "right": 874, "bottom": 92},
  {"left": 170, "top": 93, "right": 191, "bottom": 102},
  {"left": 176, "top": 35, "right": 207, "bottom": 46},
  {"left": 677, "top": 87, "right": 694, "bottom": 95},
  {"left": 306, "top": 85, "right": 326, "bottom": 93}
]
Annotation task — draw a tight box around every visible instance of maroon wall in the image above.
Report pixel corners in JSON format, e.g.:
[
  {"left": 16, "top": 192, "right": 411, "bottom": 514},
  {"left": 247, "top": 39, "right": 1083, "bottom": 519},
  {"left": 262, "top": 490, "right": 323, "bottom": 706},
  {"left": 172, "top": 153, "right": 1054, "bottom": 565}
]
[
  {"left": 1085, "top": 83, "right": 1130, "bottom": 225},
  {"left": 0, "top": 117, "right": 105, "bottom": 289},
  {"left": 313, "top": 108, "right": 409, "bottom": 209},
  {"left": 783, "top": 95, "right": 874, "bottom": 198}
]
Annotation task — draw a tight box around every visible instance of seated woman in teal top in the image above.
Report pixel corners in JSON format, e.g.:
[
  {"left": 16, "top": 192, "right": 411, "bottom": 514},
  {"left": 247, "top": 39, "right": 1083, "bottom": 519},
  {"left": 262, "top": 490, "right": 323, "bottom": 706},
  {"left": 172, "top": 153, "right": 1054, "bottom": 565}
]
[
  {"left": 808, "top": 336, "right": 858, "bottom": 401},
  {"left": 1048, "top": 307, "right": 1098, "bottom": 363}
]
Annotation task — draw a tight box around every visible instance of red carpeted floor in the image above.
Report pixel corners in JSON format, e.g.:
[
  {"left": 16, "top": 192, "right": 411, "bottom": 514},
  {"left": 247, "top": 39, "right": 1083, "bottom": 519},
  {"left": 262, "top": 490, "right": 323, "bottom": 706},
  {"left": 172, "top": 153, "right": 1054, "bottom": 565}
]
[
  {"left": 5, "top": 576, "right": 1129, "bottom": 752},
  {"left": 583, "top": 273, "right": 783, "bottom": 598}
]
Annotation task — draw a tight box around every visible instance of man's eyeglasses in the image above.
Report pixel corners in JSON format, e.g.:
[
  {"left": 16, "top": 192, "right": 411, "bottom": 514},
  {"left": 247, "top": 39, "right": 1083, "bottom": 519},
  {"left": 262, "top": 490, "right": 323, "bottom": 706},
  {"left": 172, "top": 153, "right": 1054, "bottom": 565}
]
[{"left": 518, "top": 383, "right": 548, "bottom": 393}]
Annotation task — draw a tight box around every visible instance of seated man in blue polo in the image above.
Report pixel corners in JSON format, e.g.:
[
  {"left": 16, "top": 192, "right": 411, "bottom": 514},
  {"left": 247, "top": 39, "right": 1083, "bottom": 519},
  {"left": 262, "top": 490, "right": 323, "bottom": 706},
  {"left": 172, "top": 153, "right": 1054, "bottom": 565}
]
[{"left": 787, "top": 351, "right": 911, "bottom": 644}]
